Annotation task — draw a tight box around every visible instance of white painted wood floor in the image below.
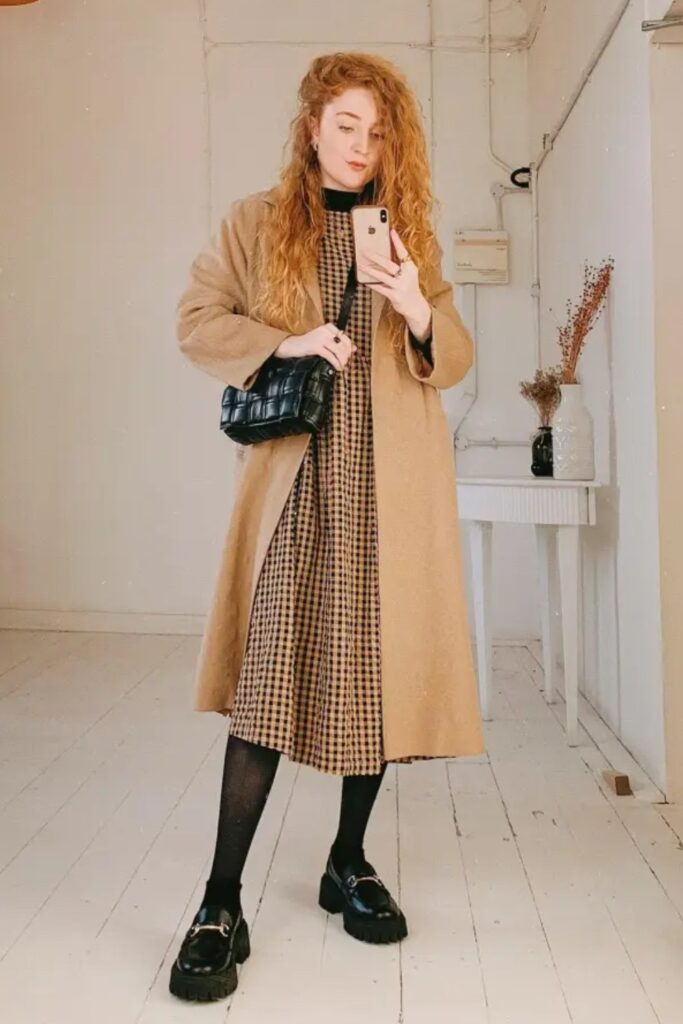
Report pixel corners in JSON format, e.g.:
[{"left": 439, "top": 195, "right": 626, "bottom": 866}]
[{"left": 0, "top": 629, "right": 681, "bottom": 1024}]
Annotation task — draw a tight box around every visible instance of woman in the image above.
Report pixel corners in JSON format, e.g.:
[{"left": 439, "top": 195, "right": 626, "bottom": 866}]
[{"left": 170, "top": 51, "right": 485, "bottom": 1003}]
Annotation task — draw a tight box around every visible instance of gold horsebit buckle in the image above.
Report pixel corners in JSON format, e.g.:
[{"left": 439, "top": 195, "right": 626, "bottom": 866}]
[
  {"left": 188, "top": 921, "right": 233, "bottom": 939},
  {"left": 345, "top": 872, "right": 383, "bottom": 890}
]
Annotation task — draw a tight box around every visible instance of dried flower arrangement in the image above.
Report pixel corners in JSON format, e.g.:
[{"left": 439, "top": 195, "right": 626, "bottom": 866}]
[
  {"left": 557, "top": 256, "right": 615, "bottom": 383},
  {"left": 519, "top": 365, "right": 563, "bottom": 427}
]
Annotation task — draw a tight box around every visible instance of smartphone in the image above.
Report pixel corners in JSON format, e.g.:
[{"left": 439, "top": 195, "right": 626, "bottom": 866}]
[{"left": 351, "top": 205, "right": 392, "bottom": 284}]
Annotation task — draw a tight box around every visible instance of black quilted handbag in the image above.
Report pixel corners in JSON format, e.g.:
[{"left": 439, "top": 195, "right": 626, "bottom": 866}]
[{"left": 220, "top": 262, "right": 357, "bottom": 445}]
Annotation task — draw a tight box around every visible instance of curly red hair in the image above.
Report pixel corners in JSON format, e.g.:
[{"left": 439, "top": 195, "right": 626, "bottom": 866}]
[{"left": 250, "top": 51, "right": 442, "bottom": 357}]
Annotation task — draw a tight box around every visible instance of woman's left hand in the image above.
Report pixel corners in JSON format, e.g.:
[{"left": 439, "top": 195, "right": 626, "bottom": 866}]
[{"left": 357, "top": 228, "right": 428, "bottom": 322}]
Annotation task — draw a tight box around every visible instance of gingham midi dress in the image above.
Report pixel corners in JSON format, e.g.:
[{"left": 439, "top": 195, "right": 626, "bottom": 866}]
[{"left": 228, "top": 185, "right": 422, "bottom": 776}]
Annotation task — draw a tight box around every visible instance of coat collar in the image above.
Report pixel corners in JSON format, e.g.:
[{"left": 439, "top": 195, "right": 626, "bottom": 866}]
[{"left": 261, "top": 186, "right": 387, "bottom": 338}]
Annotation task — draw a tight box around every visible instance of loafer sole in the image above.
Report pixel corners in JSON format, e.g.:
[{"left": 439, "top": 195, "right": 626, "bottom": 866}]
[
  {"left": 169, "top": 917, "right": 250, "bottom": 1002},
  {"left": 318, "top": 872, "right": 408, "bottom": 944}
]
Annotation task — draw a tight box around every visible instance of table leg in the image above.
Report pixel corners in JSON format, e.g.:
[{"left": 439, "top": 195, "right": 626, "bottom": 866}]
[
  {"left": 469, "top": 520, "right": 493, "bottom": 720},
  {"left": 557, "top": 524, "right": 580, "bottom": 745},
  {"left": 535, "top": 525, "right": 556, "bottom": 703}
]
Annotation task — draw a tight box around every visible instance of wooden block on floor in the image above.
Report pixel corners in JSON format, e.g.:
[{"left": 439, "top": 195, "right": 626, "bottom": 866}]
[{"left": 603, "top": 769, "right": 633, "bottom": 795}]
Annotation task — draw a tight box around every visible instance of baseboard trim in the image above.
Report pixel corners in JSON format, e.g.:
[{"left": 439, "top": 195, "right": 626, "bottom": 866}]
[
  {"left": 0, "top": 611, "right": 540, "bottom": 646},
  {"left": 0, "top": 608, "right": 206, "bottom": 635}
]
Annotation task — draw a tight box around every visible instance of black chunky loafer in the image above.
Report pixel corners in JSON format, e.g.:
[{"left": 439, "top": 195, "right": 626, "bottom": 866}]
[
  {"left": 318, "top": 852, "right": 408, "bottom": 944},
  {"left": 169, "top": 903, "right": 251, "bottom": 1002}
]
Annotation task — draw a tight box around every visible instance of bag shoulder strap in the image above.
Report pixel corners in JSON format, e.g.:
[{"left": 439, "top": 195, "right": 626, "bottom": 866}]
[{"left": 335, "top": 260, "right": 358, "bottom": 333}]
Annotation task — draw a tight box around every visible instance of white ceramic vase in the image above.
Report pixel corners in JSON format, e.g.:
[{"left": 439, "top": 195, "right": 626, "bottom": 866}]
[{"left": 552, "top": 383, "right": 595, "bottom": 480}]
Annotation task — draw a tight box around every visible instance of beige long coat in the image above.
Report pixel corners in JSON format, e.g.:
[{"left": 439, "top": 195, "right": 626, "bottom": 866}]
[{"left": 176, "top": 186, "right": 486, "bottom": 761}]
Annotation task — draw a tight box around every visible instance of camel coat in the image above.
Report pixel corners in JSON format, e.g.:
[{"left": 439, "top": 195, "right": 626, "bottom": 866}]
[{"left": 176, "top": 186, "right": 486, "bottom": 761}]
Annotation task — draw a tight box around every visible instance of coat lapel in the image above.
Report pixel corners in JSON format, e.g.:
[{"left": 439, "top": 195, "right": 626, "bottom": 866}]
[
  {"left": 370, "top": 287, "right": 387, "bottom": 346},
  {"left": 263, "top": 186, "right": 388, "bottom": 338}
]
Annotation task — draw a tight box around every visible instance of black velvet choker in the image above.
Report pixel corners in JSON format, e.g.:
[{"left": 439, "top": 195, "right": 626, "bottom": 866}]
[{"left": 322, "top": 179, "right": 376, "bottom": 211}]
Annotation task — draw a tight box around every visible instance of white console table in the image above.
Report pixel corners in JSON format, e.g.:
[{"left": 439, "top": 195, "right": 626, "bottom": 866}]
[{"left": 456, "top": 476, "right": 601, "bottom": 745}]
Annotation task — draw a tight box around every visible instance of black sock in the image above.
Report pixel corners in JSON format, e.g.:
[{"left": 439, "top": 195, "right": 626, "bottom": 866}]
[
  {"left": 330, "top": 762, "right": 388, "bottom": 872},
  {"left": 202, "top": 732, "right": 281, "bottom": 913}
]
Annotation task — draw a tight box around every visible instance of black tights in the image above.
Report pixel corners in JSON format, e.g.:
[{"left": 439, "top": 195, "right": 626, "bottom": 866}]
[
  {"left": 202, "top": 732, "right": 387, "bottom": 913},
  {"left": 329, "top": 762, "right": 388, "bottom": 870}
]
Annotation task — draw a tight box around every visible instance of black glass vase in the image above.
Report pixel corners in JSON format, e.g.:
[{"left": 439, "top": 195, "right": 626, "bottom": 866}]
[{"left": 531, "top": 425, "right": 553, "bottom": 477}]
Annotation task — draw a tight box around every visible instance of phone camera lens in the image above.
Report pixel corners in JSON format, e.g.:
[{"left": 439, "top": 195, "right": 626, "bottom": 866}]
[{"left": 380, "top": 209, "right": 387, "bottom": 223}]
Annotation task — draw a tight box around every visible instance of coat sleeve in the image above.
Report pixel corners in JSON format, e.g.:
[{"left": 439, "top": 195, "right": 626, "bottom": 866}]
[
  {"left": 403, "top": 240, "right": 474, "bottom": 390},
  {"left": 176, "top": 198, "right": 293, "bottom": 390}
]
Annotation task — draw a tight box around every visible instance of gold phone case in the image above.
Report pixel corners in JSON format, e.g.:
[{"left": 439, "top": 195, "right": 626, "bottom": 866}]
[{"left": 351, "top": 206, "right": 392, "bottom": 284}]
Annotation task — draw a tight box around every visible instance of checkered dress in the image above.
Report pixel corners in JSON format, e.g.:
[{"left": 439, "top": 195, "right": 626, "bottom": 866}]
[{"left": 228, "top": 189, "right": 423, "bottom": 775}]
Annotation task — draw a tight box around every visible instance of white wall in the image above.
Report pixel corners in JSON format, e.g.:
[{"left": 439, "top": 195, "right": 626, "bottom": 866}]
[
  {"left": 527, "top": 0, "right": 665, "bottom": 787},
  {"left": 0, "top": 1, "right": 214, "bottom": 621}
]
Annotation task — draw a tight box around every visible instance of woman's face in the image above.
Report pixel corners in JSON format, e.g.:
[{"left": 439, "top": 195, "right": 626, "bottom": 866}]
[{"left": 311, "top": 87, "right": 385, "bottom": 192}]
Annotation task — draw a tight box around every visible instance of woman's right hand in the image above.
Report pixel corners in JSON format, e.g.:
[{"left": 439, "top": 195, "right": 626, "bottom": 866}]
[{"left": 274, "top": 323, "right": 357, "bottom": 371}]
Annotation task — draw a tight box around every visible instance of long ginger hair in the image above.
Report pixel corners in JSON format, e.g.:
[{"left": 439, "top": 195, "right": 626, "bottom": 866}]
[{"left": 250, "top": 52, "right": 441, "bottom": 357}]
